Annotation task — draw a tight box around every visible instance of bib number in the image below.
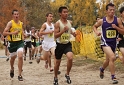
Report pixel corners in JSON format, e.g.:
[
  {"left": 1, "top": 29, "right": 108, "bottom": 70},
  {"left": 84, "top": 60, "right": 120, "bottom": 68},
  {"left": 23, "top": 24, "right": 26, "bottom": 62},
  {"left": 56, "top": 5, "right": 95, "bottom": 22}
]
[
  {"left": 12, "top": 34, "right": 21, "bottom": 41},
  {"left": 106, "top": 30, "right": 116, "bottom": 38},
  {"left": 49, "top": 33, "right": 54, "bottom": 38},
  {"left": 60, "top": 33, "right": 70, "bottom": 43}
]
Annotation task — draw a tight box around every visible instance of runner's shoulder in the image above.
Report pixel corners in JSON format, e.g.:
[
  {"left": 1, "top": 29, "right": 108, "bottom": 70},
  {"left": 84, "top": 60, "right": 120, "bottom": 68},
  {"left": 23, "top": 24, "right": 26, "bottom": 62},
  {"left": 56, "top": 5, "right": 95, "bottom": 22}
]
[{"left": 54, "top": 20, "right": 60, "bottom": 27}]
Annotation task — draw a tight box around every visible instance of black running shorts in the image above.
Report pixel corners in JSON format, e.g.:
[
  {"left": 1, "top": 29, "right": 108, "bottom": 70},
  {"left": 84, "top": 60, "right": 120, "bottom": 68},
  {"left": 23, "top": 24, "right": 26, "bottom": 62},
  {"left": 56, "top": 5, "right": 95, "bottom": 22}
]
[
  {"left": 55, "top": 42, "right": 72, "bottom": 59},
  {"left": 118, "top": 40, "right": 124, "bottom": 48}
]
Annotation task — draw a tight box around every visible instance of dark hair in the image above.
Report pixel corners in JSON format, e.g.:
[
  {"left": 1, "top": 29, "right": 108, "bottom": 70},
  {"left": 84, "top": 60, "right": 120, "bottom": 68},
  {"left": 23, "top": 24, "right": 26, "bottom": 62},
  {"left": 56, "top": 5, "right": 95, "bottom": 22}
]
[
  {"left": 119, "top": 6, "right": 124, "bottom": 14},
  {"left": 46, "top": 12, "right": 53, "bottom": 17},
  {"left": 58, "top": 6, "right": 68, "bottom": 13},
  {"left": 12, "top": 9, "right": 18, "bottom": 15},
  {"left": 106, "top": 3, "right": 115, "bottom": 10}
]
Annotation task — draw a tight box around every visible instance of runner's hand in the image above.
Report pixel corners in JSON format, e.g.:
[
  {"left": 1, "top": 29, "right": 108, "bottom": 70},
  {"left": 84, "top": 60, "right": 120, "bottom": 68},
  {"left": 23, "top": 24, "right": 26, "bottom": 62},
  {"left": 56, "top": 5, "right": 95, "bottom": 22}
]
[
  {"left": 72, "top": 32, "right": 76, "bottom": 37},
  {"left": 117, "top": 38, "right": 122, "bottom": 41},
  {"left": 63, "top": 26, "right": 69, "bottom": 32},
  {"left": 95, "top": 31, "right": 101, "bottom": 36},
  {"left": 112, "top": 24, "right": 118, "bottom": 29},
  {"left": 12, "top": 30, "right": 19, "bottom": 35},
  {"left": 49, "top": 30, "right": 54, "bottom": 34}
]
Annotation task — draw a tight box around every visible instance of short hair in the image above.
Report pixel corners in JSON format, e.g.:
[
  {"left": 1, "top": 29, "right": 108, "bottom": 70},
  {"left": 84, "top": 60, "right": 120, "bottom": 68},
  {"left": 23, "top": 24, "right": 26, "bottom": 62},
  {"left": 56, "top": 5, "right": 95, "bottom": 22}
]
[
  {"left": 12, "top": 9, "right": 18, "bottom": 15},
  {"left": 46, "top": 12, "right": 52, "bottom": 17},
  {"left": 106, "top": 3, "right": 115, "bottom": 10},
  {"left": 58, "top": 6, "right": 68, "bottom": 13},
  {"left": 119, "top": 6, "right": 124, "bottom": 14},
  {"left": 31, "top": 27, "right": 35, "bottom": 30}
]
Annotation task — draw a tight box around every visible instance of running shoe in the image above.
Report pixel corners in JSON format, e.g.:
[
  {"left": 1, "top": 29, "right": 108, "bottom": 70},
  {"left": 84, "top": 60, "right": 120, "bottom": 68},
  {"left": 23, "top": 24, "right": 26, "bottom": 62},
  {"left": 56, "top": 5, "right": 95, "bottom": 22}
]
[
  {"left": 10, "top": 69, "right": 14, "bottom": 78},
  {"left": 112, "top": 77, "right": 118, "bottom": 84},
  {"left": 65, "top": 74, "right": 71, "bottom": 84},
  {"left": 53, "top": 77, "right": 58, "bottom": 85},
  {"left": 100, "top": 67, "right": 104, "bottom": 79},
  {"left": 36, "top": 57, "right": 40, "bottom": 64},
  {"left": 18, "top": 76, "right": 23, "bottom": 81}
]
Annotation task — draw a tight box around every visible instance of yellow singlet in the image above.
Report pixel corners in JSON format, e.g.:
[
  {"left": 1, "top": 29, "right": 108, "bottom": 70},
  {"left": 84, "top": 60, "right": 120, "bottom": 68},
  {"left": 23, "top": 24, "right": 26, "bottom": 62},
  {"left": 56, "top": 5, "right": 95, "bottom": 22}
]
[{"left": 7, "top": 20, "right": 23, "bottom": 41}]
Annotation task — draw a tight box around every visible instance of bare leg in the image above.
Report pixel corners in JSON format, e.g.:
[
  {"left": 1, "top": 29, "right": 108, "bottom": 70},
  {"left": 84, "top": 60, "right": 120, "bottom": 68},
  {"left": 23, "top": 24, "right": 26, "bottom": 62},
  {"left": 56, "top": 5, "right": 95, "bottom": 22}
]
[
  {"left": 102, "top": 55, "right": 109, "bottom": 69},
  {"left": 102, "top": 47, "right": 116, "bottom": 75},
  {"left": 18, "top": 51, "right": 23, "bottom": 76},
  {"left": 10, "top": 55, "right": 16, "bottom": 70},
  {"left": 54, "top": 59, "right": 61, "bottom": 78},
  {"left": 66, "top": 52, "right": 73, "bottom": 75},
  {"left": 31, "top": 45, "right": 36, "bottom": 60}
]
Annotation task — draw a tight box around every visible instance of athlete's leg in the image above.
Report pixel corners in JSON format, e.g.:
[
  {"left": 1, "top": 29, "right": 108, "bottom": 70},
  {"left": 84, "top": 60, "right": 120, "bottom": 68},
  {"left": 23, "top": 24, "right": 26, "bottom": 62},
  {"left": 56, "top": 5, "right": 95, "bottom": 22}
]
[
  {"left": 9, "top": 52, "right": 16, "bottom": 78},
  {"left": 10, "top": 53, "right": 16, "bottom": 70},
  {"left": 17, "top": 48, "right": 23, "bottom": 76},
  {"left": 101, "top": 55, "right": 109, "bottom": 70},
  {"left": 50, "top": 47, "right": 56, "bottom": 68},
  {"left": 66, "top": 52, "right": 73, "bottom": 75},
  {"left": 24, "top": 45, "right": 27, "bottom": 61},
  {"left": 31, "top": 45, "right": 36, "bottom": 60},
  {"left": 29, "top": 48, "right": 32, "bottom": 60},
  {"left": 102, "top": 46, "right": 116, "bottom": 75},
  {"left": 35, "top": 46, "right": 38, "bottom": 58},
  {"left": 39, "top": 45, "right": 42, "bottom": 55},
  {"left": 54, "top": 59, "right": 61, "bottom": 78},
  {"left": 42, "top": 50, "right": 50, "bottom": 68}
]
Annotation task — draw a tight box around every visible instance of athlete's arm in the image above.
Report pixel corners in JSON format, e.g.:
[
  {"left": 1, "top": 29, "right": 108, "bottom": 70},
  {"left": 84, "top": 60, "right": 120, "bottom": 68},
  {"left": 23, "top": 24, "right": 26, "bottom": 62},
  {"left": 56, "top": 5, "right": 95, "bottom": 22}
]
[
  {"left": 93, "top": 19, "right": 103, "bottom": 36},
  {"left": 39, "top": 23, "right": 54, "bottom": 35},
  {"left": 3, "top": 21, "right": 19, "bottom": 36},
  {"left": 22, "top": 23, "right": 25, "bottom": 40},
  {"left": 112, "top": 18, "right": 124, "bottom": 34},
  {"left": 54, "top": 21, "right": 68, "bottom": 38}
]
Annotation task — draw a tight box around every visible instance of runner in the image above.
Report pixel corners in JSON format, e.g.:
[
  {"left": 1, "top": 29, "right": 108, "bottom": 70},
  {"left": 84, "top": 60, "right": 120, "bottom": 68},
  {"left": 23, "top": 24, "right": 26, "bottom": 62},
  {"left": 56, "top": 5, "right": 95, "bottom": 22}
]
[
  {"left": 30, "top": 27, "right": 38, "bottom": 63},
  {"left": 37, "top": 13, "right": 55, "bottom": 72},
  {"left": 3, "top": 9, "right": 24, "bottom": 81},
  {"left": 53, "top": 6, "right": 76, "bottom": 85},
  {"left": 24, "top": 27, "right": 32, "bottom": 61},
  {"left": 34, "top": 30, "right": 40, "bottom": 58},
  {"left": 0, "top": 34, "right": 9, "bottom": 61},
  {"left": 93, "top": 3, "right": 124, "bottom": 84},
  {"left": 3, "top": 36, "right": 10, "bottom": 61},
  {"left": 38, "top": 35, "right": 44, "bottom": 56}
]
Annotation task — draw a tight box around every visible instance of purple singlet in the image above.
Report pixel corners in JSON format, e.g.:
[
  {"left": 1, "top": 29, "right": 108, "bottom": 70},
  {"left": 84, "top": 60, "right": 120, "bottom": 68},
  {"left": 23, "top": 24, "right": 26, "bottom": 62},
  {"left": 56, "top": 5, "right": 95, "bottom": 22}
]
[{"left": 101, "top": 16, "right": 118, "bottom": 52}]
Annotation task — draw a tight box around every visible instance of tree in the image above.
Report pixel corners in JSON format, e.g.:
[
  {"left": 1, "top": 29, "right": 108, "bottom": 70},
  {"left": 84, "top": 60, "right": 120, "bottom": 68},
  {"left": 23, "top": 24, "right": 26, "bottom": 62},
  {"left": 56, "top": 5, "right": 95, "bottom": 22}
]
[
  {"left": 69, "top": 0, "right": 97, "bottom": 26},
  {"left": 22, "top": 0, "right": 51, "bottom": 29},
  {"left": 0, "top": 0, "right": 25, "bottom": 32},
  {"left": 97, "top": 0, "right": 124, "bottom": 18},
  {"left": 50, "top": 0, "right": 66, "bottom": 22}
]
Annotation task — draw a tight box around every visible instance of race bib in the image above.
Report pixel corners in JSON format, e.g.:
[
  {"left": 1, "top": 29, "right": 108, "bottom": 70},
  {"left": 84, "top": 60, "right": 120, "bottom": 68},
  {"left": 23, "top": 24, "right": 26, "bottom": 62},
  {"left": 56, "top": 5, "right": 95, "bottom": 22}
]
[
  {"left": 32, "top": 39, "right": 34, "bottom": 42},
  {"left": 12, "top": 34, "right": 21, "bottom": 41},
  {"left": 49, "top": 33, "right": 54, "bottom": 38},
  {"left": 106, "top": 30, "right": 116, "bottom": 38},
  {"left": 60, "top": 33, "right": 70, "bottom": 43}
]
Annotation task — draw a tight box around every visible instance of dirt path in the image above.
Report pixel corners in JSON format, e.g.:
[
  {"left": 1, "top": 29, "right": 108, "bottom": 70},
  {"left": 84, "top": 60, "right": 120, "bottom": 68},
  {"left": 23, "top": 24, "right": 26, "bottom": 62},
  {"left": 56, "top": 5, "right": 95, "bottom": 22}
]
[{"left": 0, "top": 49, "right": 124, "bottom": 85}]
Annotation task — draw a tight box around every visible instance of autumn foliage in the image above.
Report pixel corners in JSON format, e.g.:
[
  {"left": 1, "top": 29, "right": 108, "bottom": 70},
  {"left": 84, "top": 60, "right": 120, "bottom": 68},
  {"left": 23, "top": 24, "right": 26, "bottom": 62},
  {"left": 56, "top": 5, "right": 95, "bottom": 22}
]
[
  {"left": 0, "top": 0, "right": 25, "bottom": 32},
  {"left": 0, "top": 0, "right": 124, "bottom": 33}
]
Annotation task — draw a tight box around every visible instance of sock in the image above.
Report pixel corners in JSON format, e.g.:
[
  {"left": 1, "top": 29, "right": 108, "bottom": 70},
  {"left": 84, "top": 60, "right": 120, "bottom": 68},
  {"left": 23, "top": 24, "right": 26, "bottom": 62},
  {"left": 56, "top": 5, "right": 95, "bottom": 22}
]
[
  {"left": 111, "top": 75, "right": 115, "bottom": 80},
  {"left": 100, "top": 67, "right": 104, "bottom": 72}
]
